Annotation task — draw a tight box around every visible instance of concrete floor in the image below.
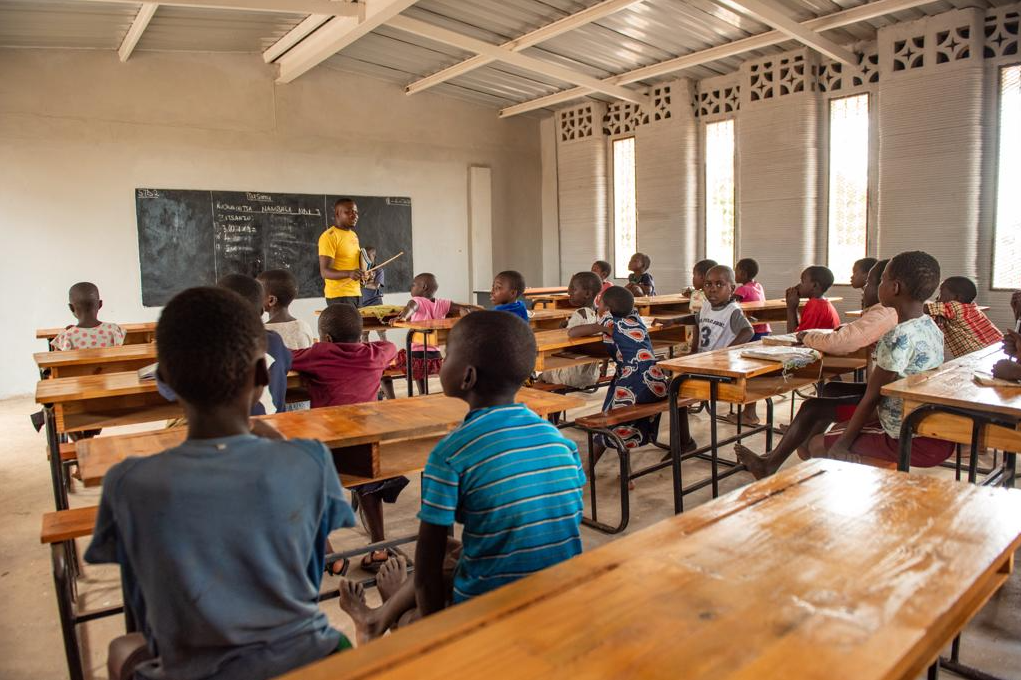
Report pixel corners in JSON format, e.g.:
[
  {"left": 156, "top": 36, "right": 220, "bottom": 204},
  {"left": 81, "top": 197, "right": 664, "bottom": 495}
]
[{"left": 1, "top": 389, "right": 1019, "bottom": 680}]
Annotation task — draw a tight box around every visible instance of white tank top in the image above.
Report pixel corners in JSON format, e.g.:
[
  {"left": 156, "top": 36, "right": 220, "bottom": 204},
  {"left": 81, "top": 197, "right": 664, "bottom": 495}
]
[{"left": 697, "top": 301, "right": 741, "bottom": 352}]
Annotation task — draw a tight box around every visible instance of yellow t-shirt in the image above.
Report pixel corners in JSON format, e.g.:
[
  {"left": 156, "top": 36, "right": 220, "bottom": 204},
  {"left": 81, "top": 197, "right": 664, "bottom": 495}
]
[{"left": 318, "top": 226, "right": 361, "bottom": 298}]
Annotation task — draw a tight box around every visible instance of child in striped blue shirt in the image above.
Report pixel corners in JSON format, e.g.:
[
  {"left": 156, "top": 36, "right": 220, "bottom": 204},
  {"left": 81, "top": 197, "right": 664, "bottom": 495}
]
[{"left": 337, "top": 311, "right": 584, "bottom": 644}]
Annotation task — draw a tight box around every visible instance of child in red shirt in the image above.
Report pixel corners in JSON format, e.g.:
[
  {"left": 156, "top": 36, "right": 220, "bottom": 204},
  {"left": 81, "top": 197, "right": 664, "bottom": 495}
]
[
  {"left": 291, "top": 304, "right": 402, "bottom": 574},
  {"left": 786, "top": 265, "right": 841, "bottom": 332}
]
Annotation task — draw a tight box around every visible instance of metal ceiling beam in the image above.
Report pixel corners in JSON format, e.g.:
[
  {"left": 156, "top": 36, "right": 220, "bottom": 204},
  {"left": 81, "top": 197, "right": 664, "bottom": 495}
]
[
  {"left": 499, "top": 0, "right": 933, "bottom": 117},
  {"left": 70, "top": 0, "right": 363, "bottom": 14},
  {"left": 263, "top": 13, "right": 331, "bottom": 62},
  {"left": 118, "top": 2, "right": 158, "bottom": 62},
  {"left": 389, "top": 15, "right": 649, "bottom": 106},
  {"left": 715, "top": 0, "right": 857, "bottom": 65},
  {"left": 405, "top": 0, "right": 647, "bottom": 96},
  {"left": 274, "top": 0, "right": 419, "bottom": 83}
]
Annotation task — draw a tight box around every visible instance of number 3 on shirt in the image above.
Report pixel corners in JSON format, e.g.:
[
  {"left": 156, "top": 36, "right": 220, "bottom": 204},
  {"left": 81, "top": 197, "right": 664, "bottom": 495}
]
[{"left": 700, "top": 326, "right": 712, "bottom": 347}]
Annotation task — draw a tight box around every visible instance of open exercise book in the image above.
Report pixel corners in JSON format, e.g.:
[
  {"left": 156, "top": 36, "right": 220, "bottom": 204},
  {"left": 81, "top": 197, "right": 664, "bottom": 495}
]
[
  {"left": 974, "top": 371, "right": 1021, "bottom": 389},
  {"left": 740, "top": 346, "right": 822, "bottom": 375}
]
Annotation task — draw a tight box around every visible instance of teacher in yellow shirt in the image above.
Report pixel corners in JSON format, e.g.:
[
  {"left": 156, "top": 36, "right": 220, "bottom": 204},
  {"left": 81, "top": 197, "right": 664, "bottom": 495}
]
[{"left": 318, "top": 198, "right": 365, "bottom": 306}]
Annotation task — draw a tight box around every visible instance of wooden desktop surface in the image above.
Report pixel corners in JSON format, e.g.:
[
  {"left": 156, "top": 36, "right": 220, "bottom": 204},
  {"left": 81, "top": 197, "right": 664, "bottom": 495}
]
[
  {"left": 76, "top": 388, "right": 584, "bottom": 487},
  {"left": 274, "top": 459, "right": 1021, "bottom": 680}
]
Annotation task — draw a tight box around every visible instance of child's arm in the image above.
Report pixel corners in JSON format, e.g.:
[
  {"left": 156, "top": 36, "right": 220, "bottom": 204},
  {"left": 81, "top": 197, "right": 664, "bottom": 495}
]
[
  {"left": 728, "top": 310, "right": 754, "bottom": 346},
  {"left": 1004, "top": 330, "right": 1021, "bottom": 358},
  {"left": 449, "top": 302, "right": 484, "bottom": 316},
  {"left": 389, "top": 299, "right": 419, "bottom": 326},
  {"left": 414, "top": 521, "right": 450, "bottom": 616},
  {"left": 993, "top": 359, "right": 1021, "bottom": 381},
  {"left": 785, "top": 286, "right": 801, "bottom": 331},
  {"left": 568, "top": 321, "right": 613, "bottom": 338},
  {"left": 825, "top": 366, "right": 897, "bottom": 459},
  {"left": 654, "top": 314, "right": 697, "bottom": 329},
  {"left": 1012, "top": 291, "right": 1021, "bottom": 321}
]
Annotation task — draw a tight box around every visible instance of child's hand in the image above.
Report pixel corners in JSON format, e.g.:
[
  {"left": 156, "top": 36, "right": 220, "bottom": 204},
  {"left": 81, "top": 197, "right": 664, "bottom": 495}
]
[
  {"left": 796, "top": 331, "right": 809, "bottom": 344},
  {"left": 1012, "top": 291, "right": 1021, "bottom": 320},
  {"left": 992, "top": 358, "right": 1021, "bottom": 382},
  {"left": 785, "top": 286, "right": 801, "bottom": 307},
  {"left": 826, "top": 439, "right": 854, "bottom": 462},
  {"left": 1003, "top": 330, "right": 1021, "bottom": 357},
  {"left": 250, "top": 419, "right": 285, "bottom": 440}
]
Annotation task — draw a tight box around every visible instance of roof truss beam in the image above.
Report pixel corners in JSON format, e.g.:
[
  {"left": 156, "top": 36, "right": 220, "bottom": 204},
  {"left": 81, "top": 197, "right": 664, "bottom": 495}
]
[
  {"left": 273, "top": 0, "right": 420, "bottom": 83},
  {"left": 118, "top": 2, "right": 158, "bottom": 62},
  {"left": 71, "top": 0, "right": 364, "bottom": 15},
  {"left": 388, "top": 15, "right": 649, "bottom": 106},
  {"left": 714, "top": 0, "right": 857, "bottom": 65},
  {"left": 499, "top": 0, "right": 933, "bottom": 117},
  {"left": 405, "top": 0, "right": 647, "bottom": 96}
]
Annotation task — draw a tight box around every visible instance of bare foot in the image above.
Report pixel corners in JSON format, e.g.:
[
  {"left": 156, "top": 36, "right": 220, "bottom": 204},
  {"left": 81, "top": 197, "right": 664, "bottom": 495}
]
[
  {"left": 722, "top": 412, "right": 761, "bottom": 427},
  {"left": 776, "top": 423, "right": 790, "bottom": 435},
  {"left": 376, "top": 555, "right": 407, "bottom": 603},
  {"left": 338, "top": 580, "right": 383, "bottom": 645},
  {"left": 660, "top": 437, "right": 698, "bottom": 463},
  {"left": 734, "top": 444, "right": 773, "bottom": 480}
]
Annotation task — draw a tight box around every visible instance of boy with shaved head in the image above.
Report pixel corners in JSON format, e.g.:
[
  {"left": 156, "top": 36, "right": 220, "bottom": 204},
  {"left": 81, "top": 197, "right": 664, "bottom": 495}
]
[{"left": 51, "top": 282, "right": 125, "bottom": 350}]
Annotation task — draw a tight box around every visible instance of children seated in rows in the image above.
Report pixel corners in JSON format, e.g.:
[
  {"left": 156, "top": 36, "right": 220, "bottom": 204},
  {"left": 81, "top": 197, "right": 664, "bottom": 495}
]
[
  {"left": 536, "top": 271, "right": 603, "bottom": 389},
  {"left": 733, "top": 258, "right": 770, "bottom": 340},
  {"left": 786, "top": 265, "right": 841, "bottom": 332},
  {"left": 624, "top": 252, "right": 656, "bottom": 297},
  {"left": 925, "top": 276, "right": 1003, "bottom": 358},
  {"left": 291, "top": 304, "right": 402, "bottom": 573},
  {"left": 736, "top": 259, "right": 898, "bottom": 478},
  {"left": 258, "top": 269, "right": 314, "bottom": 350},
  {"left": 86, "top": 287, "right": 357, "bottom": 679},
  {"left": 491, "top": 270, "right": 530, "bottom": 320},
  {"left": 392, "top": 273, "right": 479, "bottom": 394},
  {"left": 337, "top": 312, "right": 585, "bottom": 643},
  {"left": 50, "top": 282, "right": 125, "bottom": 350},
  {"left": 591, "top": 259, "right": 613, "bottom": 304},
  {"left": 850, "top": 257, "right": 879, "bottom": 290},
  {"left": 803, "top": 251, "right": 953, "bottom": 467}
]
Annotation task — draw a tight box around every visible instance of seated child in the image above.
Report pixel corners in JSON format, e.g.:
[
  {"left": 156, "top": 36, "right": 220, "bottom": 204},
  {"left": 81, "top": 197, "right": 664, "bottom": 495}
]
[
  {"left": 736, "top": 259, "right": 898, "bottom": 478},
  {"left": 657, "top": 265, "right": 754, "bottom": 353},
  {"left": 800, "top": 251, "right": 954, "bottom": 467},
  {"left": 624, "top": 252, "right": 656, "bottom": 297},
  {"left": 336, "top": 312, "right": 585, "bottom": 643},
  {"left": 85, "top": 286, "right": 357, "bottom": 679},
  {"left": 575, "top": 286, "right": 673, "bottom": 458},
  {"left": 925, "top": 276, "right": 1002, "bottom": 359},
  {"left": 257, "top": 269, "right": 314, "bottom": 349},
  {"left": 491, "top": 270, "right": 529, "bottom": 320},
  {"left": 291, "top": 304, "right": 402, "bottom": 574},
  {"left": 684, "top": 259, "right": 717, "bottom": 312},
  {"left": 786, "top": 265, "right": 841, "bottom": 332},
  {"left": 994, "top": 329, "right": 1021, "bottom": 381},
  {"left": 850, "top": 257, "right": 879, "bottom": 290},
  {"left": 50, "top": 282, "right": 125, "bottom": 350},
  {"left": 537, "top": 271, "right": 602, "bottom": 389},
  {"left": 392, "top": 273, "right": 478, "bottom": 395},
  {"left": 157, "top": 274, "right": 292, "bottom": 416},
  {"left": 733, "top": 258, "right": 770, "bottom": 340},
  {"left": 591, "top": 259, "right": 613, "bottom": 305}
]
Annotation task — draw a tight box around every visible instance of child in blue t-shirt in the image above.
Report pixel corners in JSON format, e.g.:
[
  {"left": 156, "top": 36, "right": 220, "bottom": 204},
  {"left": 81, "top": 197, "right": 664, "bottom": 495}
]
[
  {"left": 490, "top": 270, "right": 529, "bottom": 320},
  {"left": 335, "top": 312, "right": 584, "bottom": 645},
  {"left": 86, "top": 287, "right": 355, "bottom": 680}
]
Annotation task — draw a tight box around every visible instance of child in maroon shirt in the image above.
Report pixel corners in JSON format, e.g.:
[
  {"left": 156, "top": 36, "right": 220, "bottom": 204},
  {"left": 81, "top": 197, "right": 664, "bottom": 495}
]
[
  {"left": 291, "top": 304, "right": 402, "bottom": 574},
  {"left": 786, "top": 265, "right": 841, "bottom": 332}
]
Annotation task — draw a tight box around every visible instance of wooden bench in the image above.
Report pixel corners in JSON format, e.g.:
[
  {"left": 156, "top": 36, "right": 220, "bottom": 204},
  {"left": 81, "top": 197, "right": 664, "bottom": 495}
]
[
  {"left": 571, "top": 399, "right": 696, "bottom": 534},
  {"left": 41, "top": 506, "right": 98, "bottom": 545}
]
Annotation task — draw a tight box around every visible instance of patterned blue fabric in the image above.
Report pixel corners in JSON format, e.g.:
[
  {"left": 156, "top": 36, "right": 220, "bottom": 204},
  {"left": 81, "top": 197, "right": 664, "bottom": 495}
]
[
  {"left": 875, "top": 315, "right": 945, "bottom": 437},
  {"left": 418, "top": 404, "right": 584, "bottom": 602}
]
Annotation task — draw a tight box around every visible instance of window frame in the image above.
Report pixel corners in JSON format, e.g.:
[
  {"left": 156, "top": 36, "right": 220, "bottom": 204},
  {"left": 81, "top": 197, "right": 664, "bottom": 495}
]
[
  {"left": 991, "top": 62, "right": 1021, "bottom": 291},
  {"left": 702, "top": 116, "right": 738, "bottom": 266},
  {"left": 608, "top": 133, "right": 638, "bottom": 280},
  {"left": 824, "top": 92, "right": 875, "bottom": 286}
]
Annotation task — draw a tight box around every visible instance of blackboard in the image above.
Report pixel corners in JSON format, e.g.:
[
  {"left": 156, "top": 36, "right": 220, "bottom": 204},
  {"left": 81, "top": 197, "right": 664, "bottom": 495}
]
[{"left": 134, "top": 189, "right": 413, "bottom": 306}]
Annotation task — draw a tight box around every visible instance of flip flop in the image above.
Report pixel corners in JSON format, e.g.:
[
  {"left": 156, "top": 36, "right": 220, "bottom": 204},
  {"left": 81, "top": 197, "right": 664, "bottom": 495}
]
[
  {"left": 360, "top": 549, "right": 394, "bottom": 574},
  {"left": 325, "top": 556, "right": 350, "bottom": 577}
]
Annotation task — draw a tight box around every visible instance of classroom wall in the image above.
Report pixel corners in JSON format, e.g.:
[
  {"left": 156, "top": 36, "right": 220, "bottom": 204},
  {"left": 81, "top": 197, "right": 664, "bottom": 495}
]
[
  {"left": 0, "top": 49, "right": 542, "bottom": 399},
  {"left": 547, "top": 2, "right": 1020, "bottom": 331}
]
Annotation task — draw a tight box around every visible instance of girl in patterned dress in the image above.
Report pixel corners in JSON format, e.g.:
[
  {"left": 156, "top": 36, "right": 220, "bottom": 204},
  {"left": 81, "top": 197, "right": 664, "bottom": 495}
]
[{"left": 574, "top": 285, "right": 671, "bottom": 459}]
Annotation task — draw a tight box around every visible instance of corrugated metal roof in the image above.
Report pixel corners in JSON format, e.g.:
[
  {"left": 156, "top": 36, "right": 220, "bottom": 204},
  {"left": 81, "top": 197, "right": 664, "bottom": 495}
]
[{"left": 0, "top": 0, "right": 1012, "bottom": 111}]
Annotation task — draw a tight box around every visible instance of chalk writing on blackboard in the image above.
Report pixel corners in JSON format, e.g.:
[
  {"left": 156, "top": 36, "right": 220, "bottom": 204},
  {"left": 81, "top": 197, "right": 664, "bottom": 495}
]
[{"left": 137, "top": 189, "right": 161, "bottom": 199}]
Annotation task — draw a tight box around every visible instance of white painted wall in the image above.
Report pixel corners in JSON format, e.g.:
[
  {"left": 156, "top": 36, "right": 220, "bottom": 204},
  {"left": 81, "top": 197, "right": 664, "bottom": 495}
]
[{"left": 0, "top": 49, "right": 542, "bottom": 398}]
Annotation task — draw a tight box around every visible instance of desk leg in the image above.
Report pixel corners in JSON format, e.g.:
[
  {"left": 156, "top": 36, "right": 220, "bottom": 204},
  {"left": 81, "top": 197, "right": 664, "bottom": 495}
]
[
  {"left": 709, "top": 380, "right": 719, "bottom": 498},
  {"left": 404, "top": 331, "right": 414, "bottom": 397},
  {"left": 44, "top": 405, "right": 68, "bottom": 511},
  {"left": 52, "top": 543, "right": 85, "bottom": 680},
  {"left": 669, "top": 376, "right": 686, "bottom": 515},
  {"left": 422, "top": 330, "right": 431, "bottom": 396}
]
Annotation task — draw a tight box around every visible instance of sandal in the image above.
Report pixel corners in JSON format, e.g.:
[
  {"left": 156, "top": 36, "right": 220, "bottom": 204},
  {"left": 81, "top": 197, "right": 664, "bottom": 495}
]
[
  {"left": 360, "top": 549, "right": 393, "bottom": 574},
  {"left": 325, "top": 556, "right": 350, "bottom": 577}
]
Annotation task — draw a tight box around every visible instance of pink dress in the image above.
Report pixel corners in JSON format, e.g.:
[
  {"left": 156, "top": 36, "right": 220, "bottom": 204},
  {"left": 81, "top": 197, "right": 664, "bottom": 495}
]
[
  {"left": 734, "top": 281, "right": 771, "bottom": 335},
  {"left": 399, "top": 296, "right": 452, "bottom": 381},
  {"left": 51, "top": 322, "right": 126, "bottom": 351}
]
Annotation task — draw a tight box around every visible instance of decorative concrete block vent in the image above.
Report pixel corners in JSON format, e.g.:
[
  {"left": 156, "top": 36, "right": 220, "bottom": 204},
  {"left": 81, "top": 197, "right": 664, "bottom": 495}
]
[
  {"left": 692, "top": 75, "right": 740, "bottom": 121},
  {"left": 742, "top": 48, "right": 820, "bottom": 105},
  {"left": 600, "top": 81, "right": 685, "bottom": 136},
  {"left": 557, "top": 103, "right": 600, "bottom": 143},
  {"left": 816, "top": 43, "right": 880, "bottom": 94},
  {"left": 878, "top": 8, "right": 985, "bottom": 78},
  {"left": 984, "top": 4, "right": 1019, "bottom": 60}
]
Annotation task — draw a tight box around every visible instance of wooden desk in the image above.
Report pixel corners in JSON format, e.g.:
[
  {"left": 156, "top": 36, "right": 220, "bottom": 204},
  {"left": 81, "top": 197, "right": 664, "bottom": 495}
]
[
  {"left": 523, "top": 286, "right": 568, "bottom": 297},
  {"left": 741, "top": 296, "right": 844, "bottom": 324},
  {"left": 76, "top": 388, "right": 584, "bottom": 488},
  {"left": 657, "top": 342, "right": 823, "bottom": 510},
  {"left": 882, "top": 346, "right": 1020, "bottom": 480},
  {"left": 276, "top": 459, "right": 1021, "bottom": 680},
  {"left": 633, "top": 293, "right": 691, "bottom": 316},
  {"left": 37, "top": 322, "right": 156, "bottom": 347},
  {"left": 532, "top": 324, "right": 689, "bottom": 373},
  {"left": 34, "top": 343, "right": 157, "bottom": 378}
]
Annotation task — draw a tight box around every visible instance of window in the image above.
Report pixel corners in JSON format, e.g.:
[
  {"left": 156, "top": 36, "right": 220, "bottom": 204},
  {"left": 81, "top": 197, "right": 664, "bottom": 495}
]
[
  {"left": 827, "top": 94, "right": 870, "bottom": 284},
  {"left": 612, "top": 136, "right": 637, "bottom": 275},
  {"left": 994, "top": 64, "right": 1021, "bottom": 289},
  {"left": 704, "top": 119, "right": 735, "bottom": 266}
]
